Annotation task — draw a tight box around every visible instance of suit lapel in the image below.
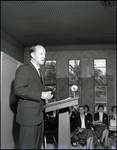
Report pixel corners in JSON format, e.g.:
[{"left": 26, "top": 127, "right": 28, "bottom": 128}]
[
  {"left": 102, "top": 112, "right": 104, "bottom": 122},
  {"left": 97, "top": 112, "right": 99, "bottom": 120},
  {"left": 78, "top": 114, "right": 81, "bottom": 127}
]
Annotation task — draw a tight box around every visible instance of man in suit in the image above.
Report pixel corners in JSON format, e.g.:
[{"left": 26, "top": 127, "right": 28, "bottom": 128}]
[
  {"left": 71, "top": 106, "right": 93, "bottom": 149},
  {"left": 93, "top": 105, "right": 109, "bottom": 149},
  {"left": 14, "top": 45, "right": 53, "bottom": 149}
]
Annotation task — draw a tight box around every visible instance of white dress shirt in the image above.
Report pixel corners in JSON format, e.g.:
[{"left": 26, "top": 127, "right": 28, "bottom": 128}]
[
  {"left": 99, "top": 112, "right": 103, "bottom": 122},
  {"left": 80, "top": 115, "right": 86, "bottom": 128},
  {"left": 30, "top": 60, "right": 40, "bottom": 75}
]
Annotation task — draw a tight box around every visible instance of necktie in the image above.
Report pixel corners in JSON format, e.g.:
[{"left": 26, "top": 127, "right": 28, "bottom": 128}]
[{"left": 38, "top": 68, "right": 43, "bottom": 84}]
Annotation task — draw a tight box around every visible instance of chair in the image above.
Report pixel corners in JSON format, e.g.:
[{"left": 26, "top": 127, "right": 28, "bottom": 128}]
[{"left": 44, "top": 129, "right": 57, "bottom": 149}]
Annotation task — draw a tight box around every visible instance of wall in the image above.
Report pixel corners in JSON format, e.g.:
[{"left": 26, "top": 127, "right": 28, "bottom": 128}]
[
  {"left": 1, "top": 29, "right": 24, "bottom": 149},
  {"left": 24, "top": 44, "right": 116, "bottom": 115},
  {"left": 1, "top": 29, "right": 24, "bottom": 63},
  {"left": 1, "top": 53, "right": 23, "bottom": 149}
]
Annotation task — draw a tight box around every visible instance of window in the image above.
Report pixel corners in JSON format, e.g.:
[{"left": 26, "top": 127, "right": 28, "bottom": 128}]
[
  {"left": 69, "top": 60, "right": 81, "bottom": 101},
  {"left": 94, "top": 59, "right": 107, "bottom": 112},
  {"left": 95, "top": 86, "right": 107, "bottom": 112},
  {"left": 45, "top": 60, "right": 56, "bottom": 102},
  {"left": 94, "top": 59, "right": 106, "bottom": 85}
]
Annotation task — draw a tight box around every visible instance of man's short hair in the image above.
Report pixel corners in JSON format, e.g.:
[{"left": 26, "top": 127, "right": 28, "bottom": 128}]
[
  {"left": 79, "top": 106, "right": 85, "bottom": 109},
  {"left": 98, "top": 105, "right": 104, "bottom": 110},
  {"left": 84, "top": 105, "right": 90, "bottom": 112},
  {"left": 29, "top": 46, "right": 36, "bottom": 58},
  {"left": 29, "top": 45, "right": 44, "bottom": 58}
]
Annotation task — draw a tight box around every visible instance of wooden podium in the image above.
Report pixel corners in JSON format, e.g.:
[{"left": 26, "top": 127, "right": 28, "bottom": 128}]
[{"left": 44, "top": 97, "right": 78, "bottom": 149}]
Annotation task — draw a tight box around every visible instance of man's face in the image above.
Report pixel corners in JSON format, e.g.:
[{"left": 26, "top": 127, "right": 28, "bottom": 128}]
[
  {"left": 32, "top": 46, "right": 46, "bottom": 65},
  {"left": 79, "top": 107, "right": 84, "bottom": 114}
]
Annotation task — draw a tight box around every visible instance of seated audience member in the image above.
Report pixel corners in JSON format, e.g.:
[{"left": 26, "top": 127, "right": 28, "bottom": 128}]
[
  {"left": 93, "top": 105, "right": 109, "bottom": 149},
  {"left": 109, "top": 106, "right": 116, "bottom": 126},
  {"left": 71, "top": 106, "right": 93, "bottom": 149},
  {"left": 70, "top": 105, "right": 79, "bottom": 135},
  {"left": 84, "top": 105, "right": 93, "bottom": 123},
  {"left": 108, "top": 106, "right": 117, "bottom": 148}
]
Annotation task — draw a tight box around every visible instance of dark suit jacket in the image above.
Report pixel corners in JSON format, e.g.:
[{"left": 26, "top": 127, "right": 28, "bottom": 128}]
[
  {"left": 85, "top": 113, "right": 93, "bottom": 125},
  {"left": 14, "top": 62, "right": 45, "bottom": 125},
  {"left": 74, "top": 113, "right": 93, "bottom": 129},
  {"left": 94, "top": 112, "right": 108, "bottom": 126}
]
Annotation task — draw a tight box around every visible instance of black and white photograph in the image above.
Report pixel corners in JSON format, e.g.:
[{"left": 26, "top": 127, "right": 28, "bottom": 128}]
[{"left": 1, "top": 1, "right": 116, "bottom": 149}]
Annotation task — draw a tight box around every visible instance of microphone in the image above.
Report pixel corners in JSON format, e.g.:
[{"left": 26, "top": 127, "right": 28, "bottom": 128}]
[{"left": 51, "top": 87, "right": 56, "bottom": 95}]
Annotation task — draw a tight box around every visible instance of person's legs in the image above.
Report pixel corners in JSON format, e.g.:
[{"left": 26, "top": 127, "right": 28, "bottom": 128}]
[
  {"left": 84, "top": 129, "right": 93, "bottom": 149},
  {"left": 86, "top": 137, "right": 91, "bottom": 149},
  {"left": 100, "top": 129, "right": 109, "bottom": 147},
  {"left": 89, "top": 137, "right": 94, "bottom": 149},
  {"left": 104, "top": 129, "right": 109, "bottom": 147},
  {"left": 86, "top": 137, "right": 93, "bottom": 149},
  {"left": 101, "top": 129, "right": 107, "bottom": 142},
  {"left": 19, "top": 122, "right": 44, "bottom": 149},
  {"left": 19, "top": 125, "right": 37, "bottom": 149},
  {"left": 35, "top": 121, "right": 44, "bottom": 149}
]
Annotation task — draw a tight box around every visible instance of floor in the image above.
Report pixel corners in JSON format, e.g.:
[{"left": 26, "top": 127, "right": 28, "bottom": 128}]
[
  {"left": 41, "top": 131, "right": 116, "bottom": 149},
  {"left": 41, "top": 140, "right": 116, "bottom": 149}
]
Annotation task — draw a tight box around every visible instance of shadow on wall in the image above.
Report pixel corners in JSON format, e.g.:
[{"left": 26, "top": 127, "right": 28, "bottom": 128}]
[{"left": 9, "top": 80, "right": 19, "bottom": 149}]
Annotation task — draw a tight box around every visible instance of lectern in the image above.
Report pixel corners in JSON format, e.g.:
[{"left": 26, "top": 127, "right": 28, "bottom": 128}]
[{"left": 44, "top": 97, "right": 78, "bottom": 149}]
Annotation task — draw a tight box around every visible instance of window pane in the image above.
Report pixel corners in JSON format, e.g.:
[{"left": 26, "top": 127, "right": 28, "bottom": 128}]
[
  {"left": 94, "top": 68, "right": 106, "bottom": 84},
  {"left": 69, "top": 60, "right": 81, "bottom": 85},
  {"left": 45, "top": 60, "right": 56, "bottom": 85},
  {"left": 45, "top": 86, "right": 56, "bottom": 102},
  {"left": 94, "top": 68, "right": 106, "bottom": 75},
  {"left": 45, "top": 76, "right": 56, "bottom": 84},
  {"left": 45, "top": 69, "right": 56, "bottom": 77},
  {"left": 94, "top": 59, "right": 106, "bottom": 67},
  {"left": 45, "top": 61, "right": 56, "bottom": 69},
  {"left": 95, "top": 86, "right": 107, "bottom": 103}
]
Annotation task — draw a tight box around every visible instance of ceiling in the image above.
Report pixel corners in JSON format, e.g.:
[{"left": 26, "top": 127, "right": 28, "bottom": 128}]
[{"left": 1, "top": 1, "right": 116, "bottom": 46}]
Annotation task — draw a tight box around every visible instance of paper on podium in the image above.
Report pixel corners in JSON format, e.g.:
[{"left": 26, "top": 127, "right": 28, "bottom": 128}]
[{"left": 44, "top": 97, "right": 78, "bottom": 113}]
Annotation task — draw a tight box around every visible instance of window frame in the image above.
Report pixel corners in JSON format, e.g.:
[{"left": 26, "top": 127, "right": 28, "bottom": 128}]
[
  {"left": 93, "top": 58, "right": 107, "bottom": 113},
  {"left": 93, "top": 58, "right": 107, "bottom": 86}
]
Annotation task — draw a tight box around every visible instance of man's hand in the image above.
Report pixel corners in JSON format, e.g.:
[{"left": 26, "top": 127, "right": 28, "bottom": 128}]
[{"left": 41, "top": 91, "right": 53, "bottom": 101}]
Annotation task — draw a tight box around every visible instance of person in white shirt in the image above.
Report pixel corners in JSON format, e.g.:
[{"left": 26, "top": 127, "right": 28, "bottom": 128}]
[
  {"left": 109, "top": 106, "right": 116, "bottom": 124},
  {"left": 71, "top": 106, "right": 93, "bottom": 149},
  {"left": 108, "top": 106, "right": 117, "bottom": 149},
  {"left": 93, "top": 105, "right": 109, "bottom": 149}
]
